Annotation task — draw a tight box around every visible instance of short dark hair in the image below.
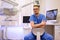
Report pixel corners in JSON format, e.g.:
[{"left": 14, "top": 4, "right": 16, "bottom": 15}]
[{"left": 33, "top": 5, "right": 40, "bottom": 8}]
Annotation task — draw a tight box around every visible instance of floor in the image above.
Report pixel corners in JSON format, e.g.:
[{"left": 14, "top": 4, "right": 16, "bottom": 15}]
[{"left": 0, "top": 27, "right": 25, "bottom": 40}]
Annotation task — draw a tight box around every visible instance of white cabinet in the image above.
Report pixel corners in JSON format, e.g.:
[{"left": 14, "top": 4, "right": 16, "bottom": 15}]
[{"left": 55, "top": 25, "right": 60, "bottom": 40}]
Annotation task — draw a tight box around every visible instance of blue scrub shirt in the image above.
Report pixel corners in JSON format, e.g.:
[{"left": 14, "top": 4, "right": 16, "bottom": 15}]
[{"left": 29, "top": 14, "right": 47, "bottom": 24}]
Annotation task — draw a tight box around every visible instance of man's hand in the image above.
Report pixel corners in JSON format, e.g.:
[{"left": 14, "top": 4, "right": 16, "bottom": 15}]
[{"left": 39, "top": 21, "right": 46, "bottom": 28}]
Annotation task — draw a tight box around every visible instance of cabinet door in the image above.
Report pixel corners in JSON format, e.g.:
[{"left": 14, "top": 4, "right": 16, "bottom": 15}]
[{"left": 55, "top": 25, "right": 60, "bottom": 40}]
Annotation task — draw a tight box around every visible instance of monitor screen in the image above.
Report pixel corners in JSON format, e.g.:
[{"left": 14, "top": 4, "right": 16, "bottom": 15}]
[
  {"left": 23, "top": 16, "right": 30, "bottom": 23},
  {"left": 46, "top": 9, "right": 58, "bottom": 20}
]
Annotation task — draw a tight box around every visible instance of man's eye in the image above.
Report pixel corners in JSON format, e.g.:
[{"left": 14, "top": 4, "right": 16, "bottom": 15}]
[{"left": 33, "top": 9, "right": 38, "bottom": 10}]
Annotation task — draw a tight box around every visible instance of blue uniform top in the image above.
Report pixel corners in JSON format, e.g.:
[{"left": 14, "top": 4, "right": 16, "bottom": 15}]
[{"left": 29, "top": 14, "right": 47, "bottom": 24}]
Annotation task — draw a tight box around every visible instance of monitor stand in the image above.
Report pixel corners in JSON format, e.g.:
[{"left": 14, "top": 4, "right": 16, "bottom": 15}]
[
  {"left": 55, "top": 13, "right": 60, "bottom": 24},
  {"left": 47, "top": 20, "right": 57, "bottom": 23}
]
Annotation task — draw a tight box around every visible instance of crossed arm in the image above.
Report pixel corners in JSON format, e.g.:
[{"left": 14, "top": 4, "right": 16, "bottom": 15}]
[{"left": 30, "top": 21, "right": 46, "bottom": 28}]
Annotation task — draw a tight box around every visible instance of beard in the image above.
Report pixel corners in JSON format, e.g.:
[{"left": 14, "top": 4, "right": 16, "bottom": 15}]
[
  {"left": 35, "top": 12, "right": 39, "bottom": 15},
  {"left": 34, "top": 13, "right": 39, "bottom": 17}
]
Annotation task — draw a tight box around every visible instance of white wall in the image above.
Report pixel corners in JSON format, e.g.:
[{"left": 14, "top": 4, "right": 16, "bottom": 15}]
[
  {"left": 40, "top": 0, "right": 46, "bottom": 16},
  {"left": 45, "top": 0, "right": 60, "bottom": 11},
  {"left": 40, "top": 0, "right": 60, "bottom": 16}
]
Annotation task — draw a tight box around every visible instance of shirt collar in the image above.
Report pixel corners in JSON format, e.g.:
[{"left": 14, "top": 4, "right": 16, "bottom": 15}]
[{"left": 33, "top": 14, "right": 41, "bottom": 17}]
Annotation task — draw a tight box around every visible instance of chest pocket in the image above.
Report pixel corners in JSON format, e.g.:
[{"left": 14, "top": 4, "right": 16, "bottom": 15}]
[
  {"left": 34, "top": 19, "right": 37, "bottom": 24},
  {"left": 34, "top": 18, "right": 42, "bottom": 24},
  {"left": 33, "top": 15, "right": 42, "bottom": 24}
]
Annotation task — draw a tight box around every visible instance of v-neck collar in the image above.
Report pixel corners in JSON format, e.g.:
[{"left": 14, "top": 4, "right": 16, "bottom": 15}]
[{"left": 34, "top": 14, "right": 41, "bottom": 19}]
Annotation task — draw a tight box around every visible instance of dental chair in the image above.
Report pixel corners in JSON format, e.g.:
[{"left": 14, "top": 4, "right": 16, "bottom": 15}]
[{"left": 33, "top": 28, "right": 44, "bottom": 40}]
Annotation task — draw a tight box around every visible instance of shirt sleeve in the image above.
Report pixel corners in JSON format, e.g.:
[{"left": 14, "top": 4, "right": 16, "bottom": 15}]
[
  {"left": 29, "top": 15, "right": 34, "bottom": 22},
  {"left": 42, "top": 15, "right": 47, "bottom": 22}
]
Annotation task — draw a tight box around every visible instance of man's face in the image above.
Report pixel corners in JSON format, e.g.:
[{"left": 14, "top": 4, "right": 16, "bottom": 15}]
[{"left": 33, "top": 7, "right": 40, "bottom": 14}]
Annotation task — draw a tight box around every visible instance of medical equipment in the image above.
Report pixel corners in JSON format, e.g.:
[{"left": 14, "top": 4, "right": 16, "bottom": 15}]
[
  {"left": 1, "top": 0, "right": 41, "bottom": 40},
  {"left": 1, "top": 0, "right": 19, "bottom": 40},
  {"left": 2, "top": 0, "right": 18, "bottom": 6}
]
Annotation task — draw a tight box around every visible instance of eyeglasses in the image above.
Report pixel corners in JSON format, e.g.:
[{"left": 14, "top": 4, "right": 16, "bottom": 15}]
[{"left": 33, "top": 8, "right": 39, "bottom": 10}]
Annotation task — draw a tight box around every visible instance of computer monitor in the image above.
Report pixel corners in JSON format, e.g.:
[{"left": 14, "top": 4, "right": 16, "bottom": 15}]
[
  {"left": 56, "top": 11, "right": 60, "bottom": 23},
  {"left": 23, "top": 16, "right": 30, "bottom": 23},
  {"left": 46, "top": 9, "right": 58, "bottom": 20}
]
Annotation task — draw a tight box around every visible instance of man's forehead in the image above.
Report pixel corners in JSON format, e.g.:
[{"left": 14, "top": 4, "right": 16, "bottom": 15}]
[{"left": 33, "top": 7, "right": 39, "bottom": 9}]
